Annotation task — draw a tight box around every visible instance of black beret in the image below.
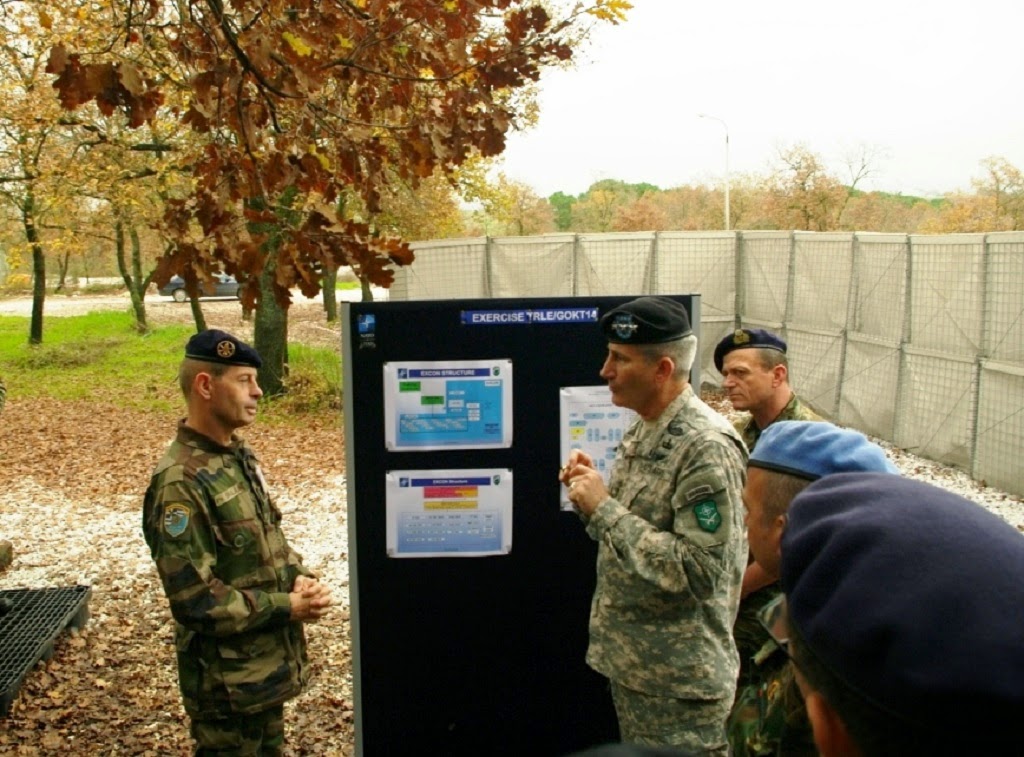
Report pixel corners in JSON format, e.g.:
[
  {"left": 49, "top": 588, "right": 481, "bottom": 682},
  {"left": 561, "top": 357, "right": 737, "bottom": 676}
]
[
  {"left": 601, "top": 297, "right": 691, "bottom": 344},
  {"left": 185, "top": 329, "right": 262, "bottom": 368},
  {"left": 713, "top": 328, "right": 786, "bottom": 372},
  {"left": 782, "top": 472, "right": 1024, "bottom": 731}
]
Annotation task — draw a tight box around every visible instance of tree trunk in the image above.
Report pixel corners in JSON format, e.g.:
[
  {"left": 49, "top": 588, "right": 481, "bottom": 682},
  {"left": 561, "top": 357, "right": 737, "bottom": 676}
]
[
  {"left": 360, "top": 275, "right": 374, "bottom": 302},
  {"left": 323, "top": 259, "right": 338, "bottom": 322},
  {"left": 24, "top": 191, "right": 45, "bottom": 345},
  {"left": 55, "top": 252, "right": 70, "bottom": 292},
  {"left": 254, "top": 258, "right": 288, "bottom": 396},
  {"left": 189, "top": 293, "right": 207, "bottom": 333},
  {"left": 115, "top": 219, "right": 149, "bottom": 333}
]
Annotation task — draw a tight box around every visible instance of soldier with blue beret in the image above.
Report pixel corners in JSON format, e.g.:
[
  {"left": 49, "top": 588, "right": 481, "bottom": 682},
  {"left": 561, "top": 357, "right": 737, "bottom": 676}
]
[
  {"left": 779, "top": 472, "right": 1024, "bottom": 756},
  {"left": 561, "top": 296, "right": 747, "bottom": 754},
  {"left": 143, "top": 330, "right": 332, "bottom": 754},
  {"left": 727, "top": 422, "right": 898, "bottom": 757},
  {"left": 714, "top": 328, "right": 822, "bottom": 453},
  {"left": 712, "top": 329, "right": 786, "bottom": 374}
]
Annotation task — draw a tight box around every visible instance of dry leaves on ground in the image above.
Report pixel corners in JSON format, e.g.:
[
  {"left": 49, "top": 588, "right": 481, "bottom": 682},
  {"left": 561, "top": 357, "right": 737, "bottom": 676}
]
[{"left": 0, "top": 297, "right": 355, "bottom": 755}]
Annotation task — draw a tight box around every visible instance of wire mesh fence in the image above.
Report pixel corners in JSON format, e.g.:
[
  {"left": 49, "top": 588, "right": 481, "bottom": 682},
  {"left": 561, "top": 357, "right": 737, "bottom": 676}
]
[{"left": 395, "top": 231, "right": 1024, "bottom": 495}]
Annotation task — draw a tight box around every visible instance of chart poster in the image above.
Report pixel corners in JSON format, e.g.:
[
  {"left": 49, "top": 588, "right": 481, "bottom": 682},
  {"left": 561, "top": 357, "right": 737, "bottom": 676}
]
[
  {"left": 385, "top": 469, "right": 513, "bottom": 558},
  {"left": 383, "top": 360, "right": 513, "bottom": 451},
  {"left": 559, "top": 386, "right": 638, "bottom": 511}
]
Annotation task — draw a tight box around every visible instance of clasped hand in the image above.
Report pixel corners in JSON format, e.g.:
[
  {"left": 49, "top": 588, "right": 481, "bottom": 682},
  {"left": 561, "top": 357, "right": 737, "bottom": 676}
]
[{"left": 289, "top": 575, "right": 333, "bottom": 622}]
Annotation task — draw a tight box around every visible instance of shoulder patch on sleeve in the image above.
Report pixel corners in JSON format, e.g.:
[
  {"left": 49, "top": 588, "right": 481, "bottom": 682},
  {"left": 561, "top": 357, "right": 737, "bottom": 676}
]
[
  {"left": 163, "top": 503, "right": 192, "bottom": 537},
  {"left": 693, "top": 500, "right": 722, "bottom": 533}
]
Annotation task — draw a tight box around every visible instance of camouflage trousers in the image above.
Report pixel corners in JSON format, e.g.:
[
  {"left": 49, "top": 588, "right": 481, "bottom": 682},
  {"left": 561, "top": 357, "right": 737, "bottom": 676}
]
[
  {"left": 190, "top": 704, "right": 285, "bottom": 756},
  {"left": 610, "top": 681, "right": 730, "bottom": 756}
]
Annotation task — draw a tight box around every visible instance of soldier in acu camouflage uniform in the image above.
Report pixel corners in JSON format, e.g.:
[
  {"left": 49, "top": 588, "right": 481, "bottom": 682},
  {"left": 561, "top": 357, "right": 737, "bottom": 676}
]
[
  {"left": 560, "top": 297, "right": 747, "bottom": 756},
  {"left": 143, "top": 329, "right": 332, "bottom": 756}
]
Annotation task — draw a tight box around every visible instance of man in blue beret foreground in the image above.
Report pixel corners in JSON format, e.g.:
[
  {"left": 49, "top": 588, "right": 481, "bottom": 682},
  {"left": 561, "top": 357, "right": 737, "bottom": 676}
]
[
  {"left": 713, "top": 328, "right": 822, "bottom": 453},
  {"left": 143, "top": 329, "right": 332, "bottom": 755},
  {"left": 560, "top": 297, "right": 747, "bottom": 755},
  {"left": 726, "top": 422, "right": 898, "bottom": 757},
  {"left": 778, "top": 473, "right": 1024, "bottom": 756}
]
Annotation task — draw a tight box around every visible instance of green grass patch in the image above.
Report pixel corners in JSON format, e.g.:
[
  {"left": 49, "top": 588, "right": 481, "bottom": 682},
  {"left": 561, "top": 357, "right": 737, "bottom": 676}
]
[
  {"left": 264, "top": 343, "right": 344, "bottom": 420},
  {"left": 0, "top": 311, "right": 192, "bottom": 412},
  {"left": 0, "top": 311, "right": 342, "bottom": 419}
]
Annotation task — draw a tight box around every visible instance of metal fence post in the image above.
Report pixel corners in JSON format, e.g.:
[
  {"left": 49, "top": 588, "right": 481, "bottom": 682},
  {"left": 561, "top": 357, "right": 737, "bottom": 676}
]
[
  {"left": 834, "top": 233, "right": 858, "bottom": 418},
  {"left": 969, "top": 235, "right": 993, "bottom": 478},
  {"left": 783, "top": 231, "right": 797, "bottom": 339},
  {"left": 483, "top": 236, "right": 494, "bottom": 298},
  {"left": 893, "top": 234, "right": 914, "bottom": 448},
  {"left": 734, "top": 231, "right": 744, "bottom": 327}
]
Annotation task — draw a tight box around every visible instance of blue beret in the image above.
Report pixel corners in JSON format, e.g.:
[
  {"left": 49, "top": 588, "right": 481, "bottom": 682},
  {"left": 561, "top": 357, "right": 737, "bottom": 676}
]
[
  {"left": 601, "top": 297, "right": 691, "bottom": 344},
  {"left": 713, "top": 328, "right": 786, "bottom": 372},
  {"left": 185, "top": 329, "right": 262, "bottom": 368},
  {"left": 782, "top": 472, "right": 1024, "bottom": 731},
  {"left": 748, "top": 421, "right": 899, "bottom": 480}
]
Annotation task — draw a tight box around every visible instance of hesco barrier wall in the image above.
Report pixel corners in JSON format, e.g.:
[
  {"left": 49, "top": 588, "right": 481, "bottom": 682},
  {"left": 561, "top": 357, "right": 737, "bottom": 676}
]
[{"left": 389, "top": 231, "right": 1024, "bottom": 497}]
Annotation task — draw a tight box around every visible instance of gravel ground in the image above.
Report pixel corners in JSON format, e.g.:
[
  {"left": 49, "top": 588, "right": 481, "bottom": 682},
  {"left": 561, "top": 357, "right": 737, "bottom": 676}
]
[{"left": 0, "top": 293, "right": 1020, "bottom": 755}]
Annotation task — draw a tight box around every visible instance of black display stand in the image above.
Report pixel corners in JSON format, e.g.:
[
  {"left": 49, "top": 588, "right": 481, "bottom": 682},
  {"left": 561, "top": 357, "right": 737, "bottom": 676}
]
[{"left": 342, "top": 295, "right": 701, "bottom": 756}]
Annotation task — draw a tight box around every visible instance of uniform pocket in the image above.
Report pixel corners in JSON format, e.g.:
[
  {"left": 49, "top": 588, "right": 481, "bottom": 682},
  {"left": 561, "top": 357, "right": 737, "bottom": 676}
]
[
  {"left": 217, "top": 630, "right": 295, "bottom": 712},
  {"left": 212, "top": 518, "right": 272, "bottom": 581}
]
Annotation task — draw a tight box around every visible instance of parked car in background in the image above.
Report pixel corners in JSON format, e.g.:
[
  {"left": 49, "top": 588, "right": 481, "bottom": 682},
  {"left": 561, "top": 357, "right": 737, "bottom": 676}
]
[{"left": 158, "top": 273, "right": 241, "bottom": 302}]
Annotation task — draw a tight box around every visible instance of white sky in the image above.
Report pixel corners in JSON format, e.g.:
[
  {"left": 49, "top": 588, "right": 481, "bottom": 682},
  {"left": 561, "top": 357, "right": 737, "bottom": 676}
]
[{"left": 498, "top": 0, "right": 1024, "bottom": 199}]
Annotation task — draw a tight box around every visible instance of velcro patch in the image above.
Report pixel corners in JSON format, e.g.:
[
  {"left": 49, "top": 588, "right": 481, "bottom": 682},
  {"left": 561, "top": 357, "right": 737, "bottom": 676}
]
[
  {"left": 163, "top": 503, "right": 191, "bottom": 537},
  {"left": 685, "top": 484, "right": 715, "bottom": 503},
  {"left": 693, "top": 500, "right": 722, "bottom": 533}
]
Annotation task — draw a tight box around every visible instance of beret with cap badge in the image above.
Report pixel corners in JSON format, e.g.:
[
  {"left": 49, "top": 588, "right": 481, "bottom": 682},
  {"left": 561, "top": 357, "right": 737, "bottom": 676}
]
[
  {"left": 601, "top": 297, "right": 692, "bottom": 344},
  {"left": 713, "top": 328, "right": 787, "bottom": 372},
  {"left": 185, "top": 329, "right": 262, "bottom": 368}
]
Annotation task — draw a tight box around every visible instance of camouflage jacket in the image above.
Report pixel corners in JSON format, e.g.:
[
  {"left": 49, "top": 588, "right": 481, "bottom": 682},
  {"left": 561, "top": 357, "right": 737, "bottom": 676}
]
[
  {"left": 583, "top": 386, "right": 748, "bottom": 700},
  {"left": 732, "top": 393, "right": 822, "bottom": 452},
  {"left": 142, "top": 423, "right": 312, "bottom": 718},
  {"left": 728, "top": 654, "right": 816, "bottom": 757}
]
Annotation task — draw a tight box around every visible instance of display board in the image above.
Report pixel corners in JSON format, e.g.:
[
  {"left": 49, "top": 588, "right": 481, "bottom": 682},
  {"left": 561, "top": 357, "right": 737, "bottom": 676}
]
[{"left": 342, "top": 295, "right": 701, "bottom": 756}]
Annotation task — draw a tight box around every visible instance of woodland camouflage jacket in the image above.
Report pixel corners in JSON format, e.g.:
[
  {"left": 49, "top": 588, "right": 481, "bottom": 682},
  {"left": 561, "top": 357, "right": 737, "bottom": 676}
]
[
  {"left": 733, "top": 394, "right": 822, "bottom": 452},
  {"left": 142, "top": 423, "right": 312, "bottom": 718}
]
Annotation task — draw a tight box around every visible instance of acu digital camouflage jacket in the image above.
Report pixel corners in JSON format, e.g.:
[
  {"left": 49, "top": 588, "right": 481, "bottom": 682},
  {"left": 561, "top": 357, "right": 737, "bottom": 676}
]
[{"left": 583, "top": 386, "right": 748, "bottom": 701}]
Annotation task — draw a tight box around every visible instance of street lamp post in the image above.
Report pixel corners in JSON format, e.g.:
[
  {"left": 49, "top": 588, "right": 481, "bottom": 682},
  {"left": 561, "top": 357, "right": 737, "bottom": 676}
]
[{"left": 698, "top": 113, "right": 730, "bottom": 231}]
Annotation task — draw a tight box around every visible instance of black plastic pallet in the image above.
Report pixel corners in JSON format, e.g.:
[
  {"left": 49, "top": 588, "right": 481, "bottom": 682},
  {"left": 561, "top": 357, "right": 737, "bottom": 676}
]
[{"left": 0, "top": 585, "right": 92, "bottom": 717}]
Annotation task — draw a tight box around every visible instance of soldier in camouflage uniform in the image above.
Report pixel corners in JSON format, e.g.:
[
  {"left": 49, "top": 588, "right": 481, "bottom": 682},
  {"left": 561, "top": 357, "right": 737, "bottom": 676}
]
[
  {"left": 561, "top": 297, "right": 747, "bottom": 756},
  {"left": 712, "top": 329, "right": 823, "bottom": 700},
  {"left": 713, "top": 328, "right": 823, "bottom": 454},
  {"left": 143, "top": 330, "right": 332, "bottom": 756},
  {"left": 726, "top": 421, "right": 897, "bottom": 757}
]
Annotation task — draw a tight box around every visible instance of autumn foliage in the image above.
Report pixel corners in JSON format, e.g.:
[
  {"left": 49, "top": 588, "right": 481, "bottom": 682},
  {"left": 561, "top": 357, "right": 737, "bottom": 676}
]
[{"left": 44, "top": 0, "right": 629, "bottom": 307}]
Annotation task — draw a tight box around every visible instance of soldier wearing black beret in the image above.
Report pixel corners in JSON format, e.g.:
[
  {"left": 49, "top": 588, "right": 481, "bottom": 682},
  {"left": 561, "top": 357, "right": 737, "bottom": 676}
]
[
  {"left": 560, "top": 297, "right": 748, "bottom": 753},
  {"left": 144, "top": 330, "right": 332, "bottom": 753},
  {"left": 713, "top": 328, "right": 822, "bottom": 453},
  {"left": 779, "top": 473, "right": 1024, "bottom": 756}
]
